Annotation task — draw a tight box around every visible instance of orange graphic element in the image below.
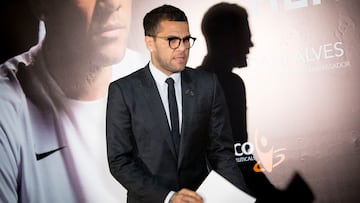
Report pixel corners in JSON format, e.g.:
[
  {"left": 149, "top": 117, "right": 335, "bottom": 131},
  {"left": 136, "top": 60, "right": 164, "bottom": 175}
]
[{"left": 253, "top": 130, "right": 286, "bottom": 173}]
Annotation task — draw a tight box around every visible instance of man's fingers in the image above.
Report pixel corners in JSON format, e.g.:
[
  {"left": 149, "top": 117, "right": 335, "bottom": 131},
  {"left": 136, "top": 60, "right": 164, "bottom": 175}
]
[
  {"left": 181, "top": 194, "right": 203, "bottom": 202},
  {"left": 177, "top": 188, "right": 203, "bottom": 202}
]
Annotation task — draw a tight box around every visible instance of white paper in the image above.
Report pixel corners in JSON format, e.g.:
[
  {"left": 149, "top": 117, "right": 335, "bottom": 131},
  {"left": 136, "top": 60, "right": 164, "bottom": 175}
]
[{"left": 196, "top": 170, "right": 256, "bottom": 203}]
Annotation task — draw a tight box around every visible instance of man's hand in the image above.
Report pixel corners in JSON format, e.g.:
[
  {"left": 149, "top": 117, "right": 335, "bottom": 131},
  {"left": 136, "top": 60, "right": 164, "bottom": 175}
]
[{"left": 170, "top": 188, "right": 204, "bottom": 203}]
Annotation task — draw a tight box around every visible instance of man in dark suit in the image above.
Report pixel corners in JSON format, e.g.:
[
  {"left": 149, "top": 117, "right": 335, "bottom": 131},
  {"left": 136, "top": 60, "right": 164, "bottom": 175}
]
[{"left": 106, "top": 5, "right": 248, "bottom": 203}]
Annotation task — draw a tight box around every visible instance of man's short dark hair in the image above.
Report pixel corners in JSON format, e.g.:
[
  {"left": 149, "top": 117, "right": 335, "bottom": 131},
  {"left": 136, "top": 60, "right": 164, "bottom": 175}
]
[{"left": 143, "top": 5, "right": 188, "bottom": 36}]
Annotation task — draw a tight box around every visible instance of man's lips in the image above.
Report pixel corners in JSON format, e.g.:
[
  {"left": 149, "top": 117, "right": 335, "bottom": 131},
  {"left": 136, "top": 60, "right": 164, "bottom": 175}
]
[
  {"left": 174, "top": 56, "right": 186, "bottom": 63},
  {"left": 93, "top": 25, "right": 126, "bottom": 38}
]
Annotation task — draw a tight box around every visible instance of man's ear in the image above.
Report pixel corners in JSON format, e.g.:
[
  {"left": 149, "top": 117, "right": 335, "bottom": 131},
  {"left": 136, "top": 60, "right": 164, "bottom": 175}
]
[{"left": 145, "top": 36, "right": 155, "bottom": 52}]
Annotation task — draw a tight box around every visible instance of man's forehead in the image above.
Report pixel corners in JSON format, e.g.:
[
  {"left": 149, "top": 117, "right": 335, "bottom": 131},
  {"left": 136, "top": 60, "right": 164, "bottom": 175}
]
[{"left": 157, "top": 20, "right": 190, "bottom": 34}]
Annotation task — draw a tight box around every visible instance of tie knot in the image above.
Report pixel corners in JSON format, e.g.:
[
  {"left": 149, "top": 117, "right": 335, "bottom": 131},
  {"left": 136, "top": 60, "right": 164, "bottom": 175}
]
[{"left": 165, "top": 78, "right": 175, "bottom": 85}]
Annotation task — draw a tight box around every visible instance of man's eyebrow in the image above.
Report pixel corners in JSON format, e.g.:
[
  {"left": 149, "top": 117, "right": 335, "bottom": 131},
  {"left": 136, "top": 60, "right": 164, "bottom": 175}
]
[
  {"left": 167, "top": 35, "right": 191, "bottom": 39},
  {"left": 166, "top": 35, "right": 181, "bottom": 39}
]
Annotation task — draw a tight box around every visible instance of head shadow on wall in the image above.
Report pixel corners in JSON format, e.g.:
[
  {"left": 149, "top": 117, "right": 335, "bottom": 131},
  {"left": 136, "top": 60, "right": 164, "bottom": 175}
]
[{"left": 198, "top": 2, "right": 314, "bottom": 203}]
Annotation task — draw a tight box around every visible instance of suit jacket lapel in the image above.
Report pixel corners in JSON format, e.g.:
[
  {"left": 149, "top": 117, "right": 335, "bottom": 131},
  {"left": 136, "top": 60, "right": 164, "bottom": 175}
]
[
  {"left": 141, "top": 65, "right": 178, "bottom": 160},
  {"left": 178, "top": 69, "right": 195, "bottom": 168}
]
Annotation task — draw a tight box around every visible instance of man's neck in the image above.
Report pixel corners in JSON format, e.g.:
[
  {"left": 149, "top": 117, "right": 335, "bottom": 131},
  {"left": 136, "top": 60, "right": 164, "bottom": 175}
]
[{"left": 44, "top": 51, "right": 112, "bottom": 101}]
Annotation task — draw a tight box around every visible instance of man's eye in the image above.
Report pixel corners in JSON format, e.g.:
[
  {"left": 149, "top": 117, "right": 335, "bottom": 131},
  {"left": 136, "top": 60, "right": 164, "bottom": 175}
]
[
  {"left": 183, "top": 37, "right": 190, "bottom": 42},
  {"left": 168, "top": 37, "right": 179, "bottom": 42}
]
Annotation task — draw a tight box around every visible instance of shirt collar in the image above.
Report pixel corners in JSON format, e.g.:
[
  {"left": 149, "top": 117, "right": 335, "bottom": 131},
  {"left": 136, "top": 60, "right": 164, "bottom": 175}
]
[{"left": 149, "top": 61, "right": 181, "bottom": 85}]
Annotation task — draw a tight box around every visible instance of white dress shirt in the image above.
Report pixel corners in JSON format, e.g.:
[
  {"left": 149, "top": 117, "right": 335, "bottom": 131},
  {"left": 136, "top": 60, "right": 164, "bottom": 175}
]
[
  {"left": 148, "top": 61, "right": 182, "bottom": 203},
  {"left": 149, "top": 62, "right": 182, "bottom": 132}
]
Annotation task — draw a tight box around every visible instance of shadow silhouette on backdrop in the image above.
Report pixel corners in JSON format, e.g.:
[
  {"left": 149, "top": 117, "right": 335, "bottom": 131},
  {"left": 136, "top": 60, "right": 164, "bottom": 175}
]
[
  {"left": 0, "top": 0, "right": 39, "bottom": 63},
  {"left": 198, "top": 2, "right": 314, "bottom": 203}
]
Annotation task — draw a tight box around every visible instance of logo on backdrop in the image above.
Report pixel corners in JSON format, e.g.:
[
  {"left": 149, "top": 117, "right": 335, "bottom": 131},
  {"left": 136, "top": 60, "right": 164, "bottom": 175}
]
[
  {"left": 296, "top": 41, "right": 351, "bottom": 72},
  {"left": 247, "top": 41, "right": 350, "bottom": 72},
  {"left": 234, "top": 130, "right": 286, "bottom": 173}
]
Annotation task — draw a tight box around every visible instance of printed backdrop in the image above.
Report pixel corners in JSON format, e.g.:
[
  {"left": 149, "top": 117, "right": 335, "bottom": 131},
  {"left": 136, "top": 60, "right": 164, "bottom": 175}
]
[
  {"left": 127, "top": 1, "right": 360, "bottom": 202},
  {"left": 1, "top": 0, "right": 359, "bottom": 202}
]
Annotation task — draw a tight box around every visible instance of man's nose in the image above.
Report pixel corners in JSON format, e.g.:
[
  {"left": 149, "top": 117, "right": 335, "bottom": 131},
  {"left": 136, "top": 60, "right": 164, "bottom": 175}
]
[{"left": 97, "top": 0, "right": 122, "bottom": 12}]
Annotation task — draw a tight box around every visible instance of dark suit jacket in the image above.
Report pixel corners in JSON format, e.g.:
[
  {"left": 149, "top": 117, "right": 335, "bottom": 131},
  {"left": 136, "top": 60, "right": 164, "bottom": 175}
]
[{"left": 106, "top": 65, "right": 248, "bottom": 203}]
